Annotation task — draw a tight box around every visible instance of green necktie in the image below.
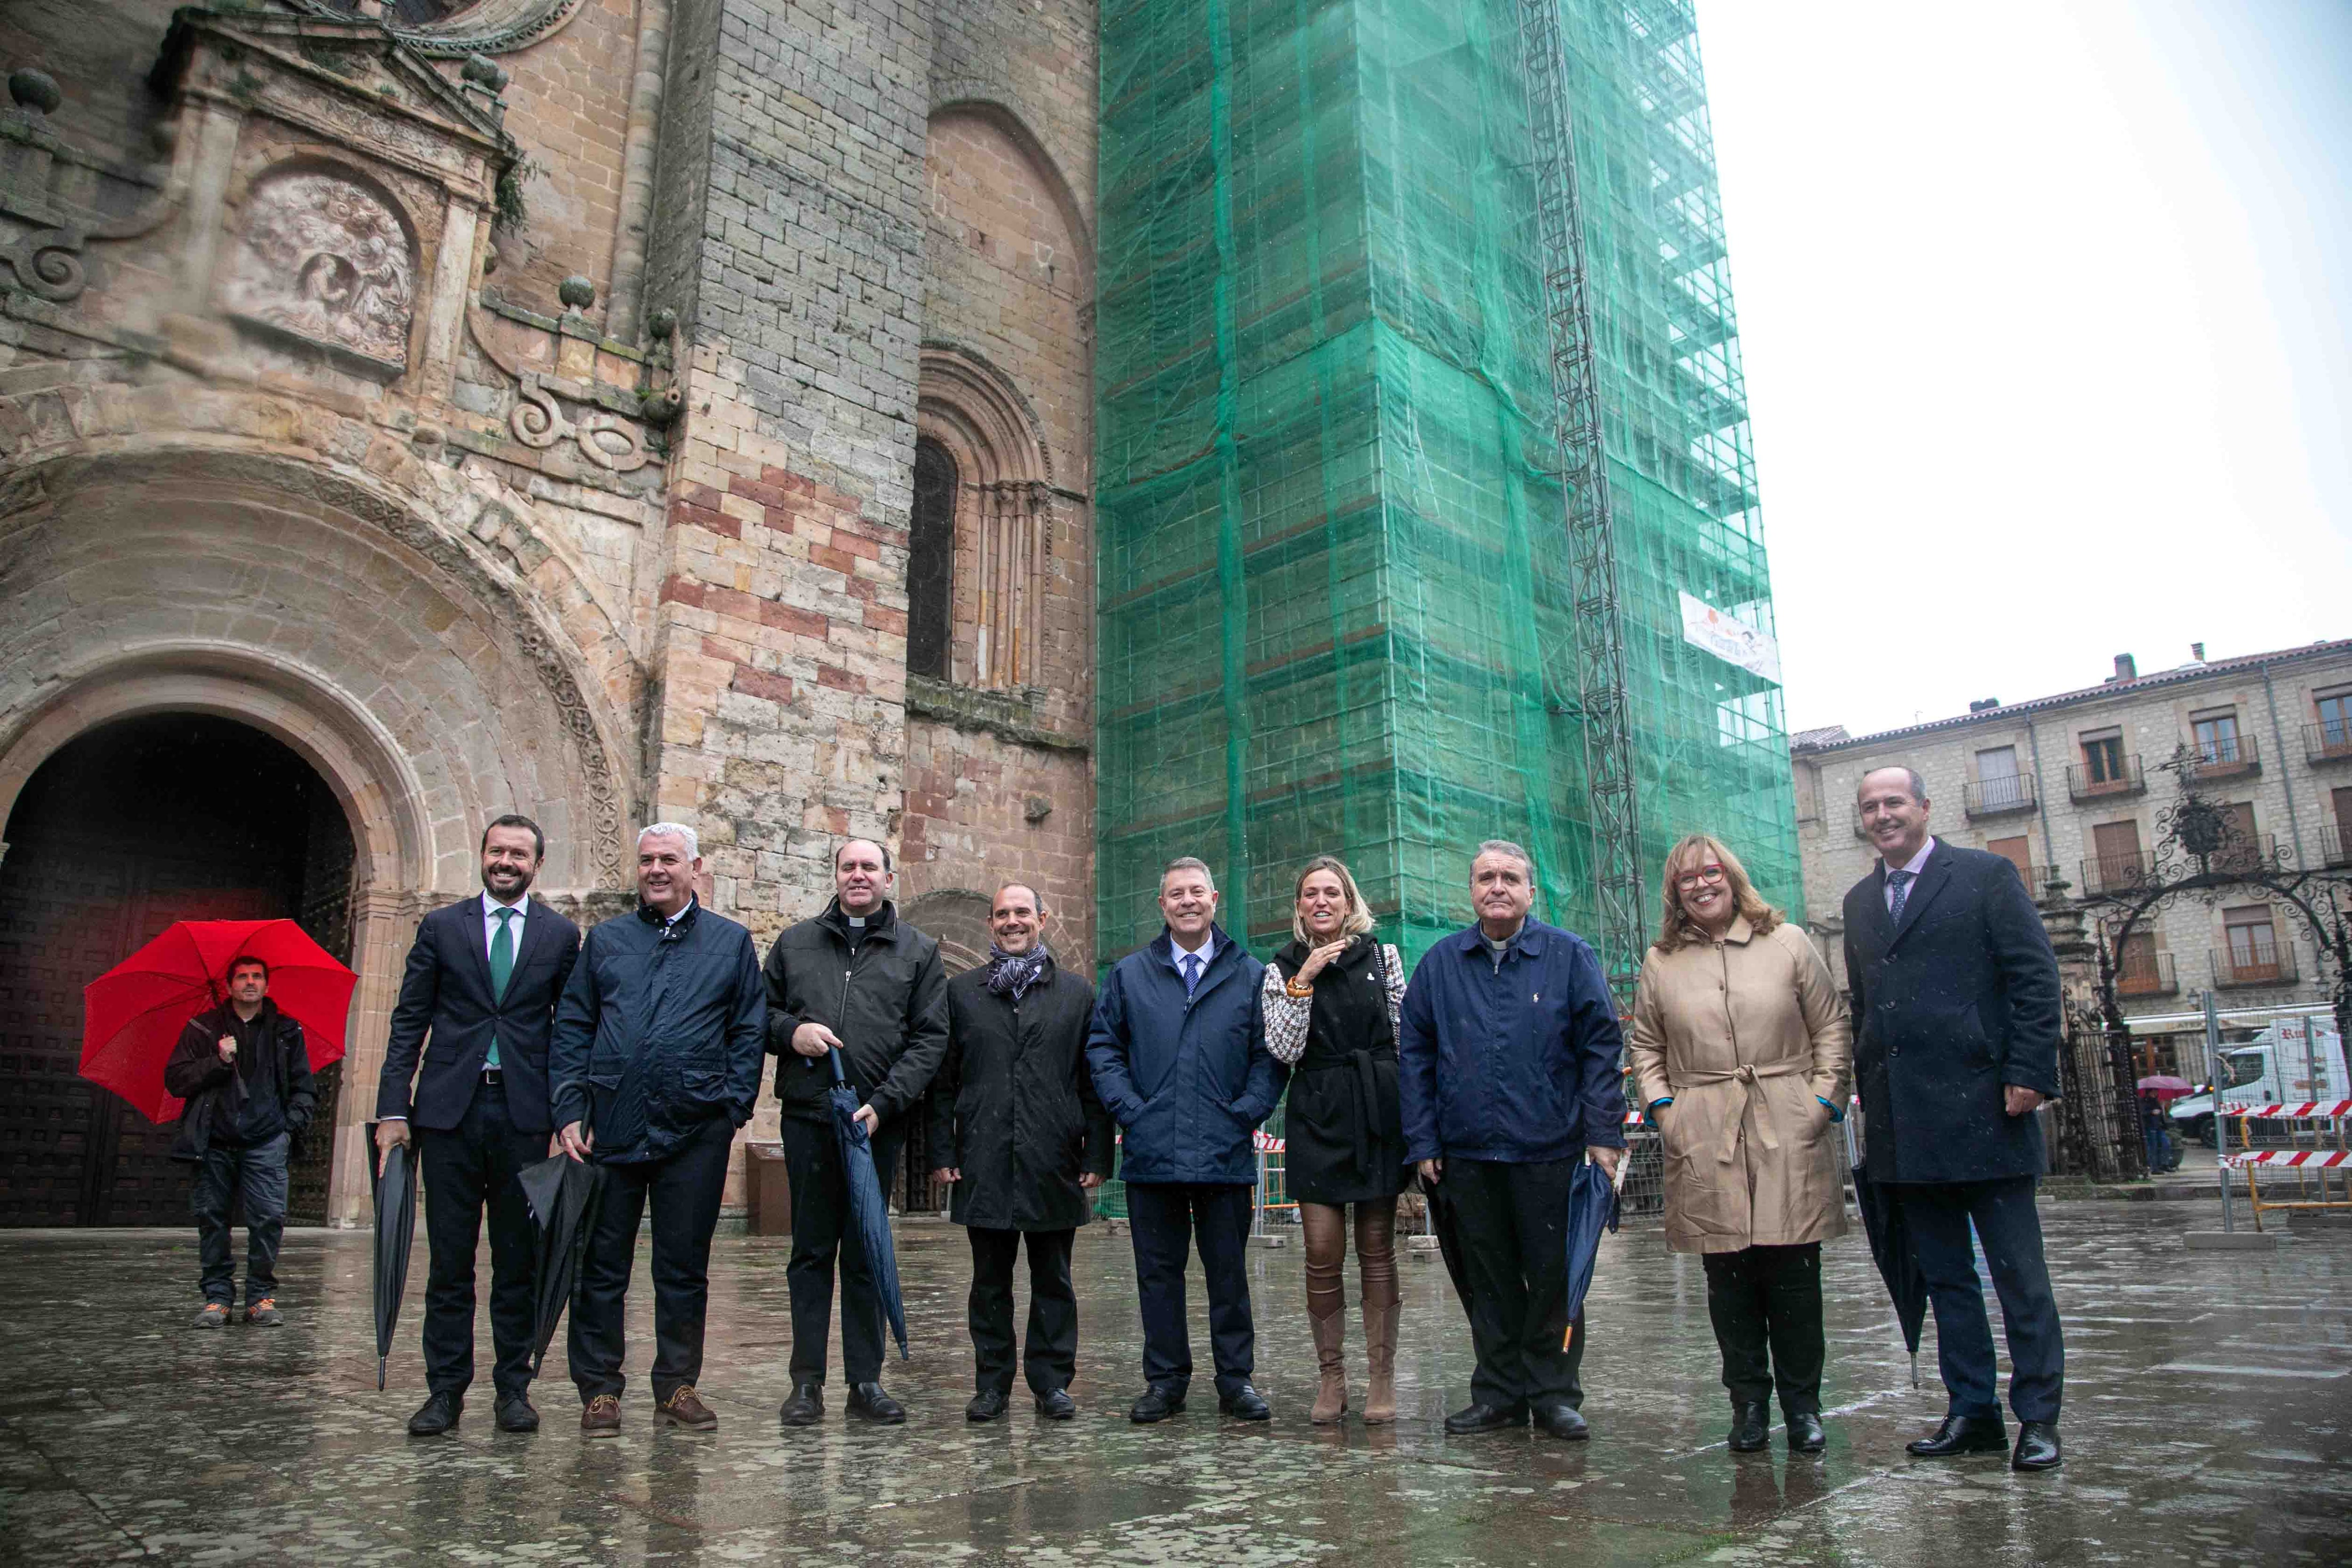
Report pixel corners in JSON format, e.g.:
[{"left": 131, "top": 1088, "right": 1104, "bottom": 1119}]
[{"left": 488, "top": 906, "right": 516, "bottom": 1069}]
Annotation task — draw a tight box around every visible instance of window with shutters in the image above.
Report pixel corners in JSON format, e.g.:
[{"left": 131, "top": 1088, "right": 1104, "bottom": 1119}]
[{"left": 1987, "top": 835, "right": 2033, "bottom": 885}]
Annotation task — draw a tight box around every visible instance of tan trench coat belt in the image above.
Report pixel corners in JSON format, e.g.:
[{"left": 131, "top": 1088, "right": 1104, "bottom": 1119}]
[{"left": 1673, "top": 1059, "right": 1809, "bottom": 1164}]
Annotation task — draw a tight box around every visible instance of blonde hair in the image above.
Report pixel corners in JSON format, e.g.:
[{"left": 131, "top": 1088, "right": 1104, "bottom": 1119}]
[
  {"left": 1291, "top": 855, "right": 1375, "bottom": 947},
  {"left": 1653, "top": 833, "right": 1781, "bottom": 953}
]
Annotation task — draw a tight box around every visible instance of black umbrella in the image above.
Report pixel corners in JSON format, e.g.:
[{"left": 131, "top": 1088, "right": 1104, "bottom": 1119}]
[
  {"left": 827, "top": 1046, "right": 908, "bottom": 1359},
  {"left": 1845, "top": 1118, "right": 1926, "bottom": 1387},
  {"left": 1558, "top": 1154, "right": 1621, "bottom": 1350},
  {"left": 1418, "top": 1167, "right": 1475, "bottom": 1310},
  {"left": 516, "top": 1150, "right": 605, "bottom": 1377},
  {"left": 368, "top": 1122, "right": 417, "bottom": 1392}
]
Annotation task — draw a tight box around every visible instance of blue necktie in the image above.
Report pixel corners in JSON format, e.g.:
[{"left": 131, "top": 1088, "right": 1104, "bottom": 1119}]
[
  {"left": 1887, "top": 869, "right": 1915, "bottom": 923},
  {"left": 1181, "top": 953, "right": 1201, "bottom": 996}
]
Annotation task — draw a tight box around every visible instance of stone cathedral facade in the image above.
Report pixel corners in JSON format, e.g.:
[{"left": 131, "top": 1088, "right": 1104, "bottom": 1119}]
[{"left": 0, "top": 0, "right": 1098, "bottom": 1225}]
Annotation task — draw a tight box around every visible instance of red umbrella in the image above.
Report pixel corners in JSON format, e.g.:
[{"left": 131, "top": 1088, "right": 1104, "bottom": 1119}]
[
  {"left": 81, "top": 919, "right": 357, "bottom": 1123},
  {"left": 2137, "top": 1075, "right": 2194, "bottom": 1100}
]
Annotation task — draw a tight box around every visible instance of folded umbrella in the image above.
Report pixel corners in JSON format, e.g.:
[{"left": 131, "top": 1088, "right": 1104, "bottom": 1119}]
[
  {"left": 370, "top": 1124, "right": 418, "bottom": 1392},
  {"left": 81, "top": 918, "right": 356, "bottom": 1123},
  {"left": 827, "top": 1047, "right": 908, "bottom": 1359},
  {"left": 516, "top": 1150, "right": 606, "bottom": 1377},
  {"left": 1846, "top": 1118, "right": 1926, "bottom": 1387},
  {"left": 1559, "top": 1154, "right": 1622, "bottom": 1350}
]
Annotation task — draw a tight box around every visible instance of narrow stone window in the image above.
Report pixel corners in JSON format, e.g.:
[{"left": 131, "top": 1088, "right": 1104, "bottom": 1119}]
[{"left": 908, "top": 437, "right": 957, "bottom": 679}]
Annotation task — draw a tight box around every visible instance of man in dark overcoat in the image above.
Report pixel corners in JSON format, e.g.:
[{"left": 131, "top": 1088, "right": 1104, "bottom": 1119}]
[
  {"left": 930, "top": 882, "right": 1114, "bottom": 1421},
  {"left": 1844, "top": 765, "right": 2065, "bottom": 1472},
  {"left": 1088, "top": 856, "right": 1287, "bottom": 1424},
  {"left": 375, "top": 813, "right": 580, "bottom": 1436}
]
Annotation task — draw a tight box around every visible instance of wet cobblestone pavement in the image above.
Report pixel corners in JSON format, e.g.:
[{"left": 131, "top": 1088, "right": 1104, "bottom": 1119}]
[{"left": 2, "top": 1201, "right": 2346, "bottom": 1565}]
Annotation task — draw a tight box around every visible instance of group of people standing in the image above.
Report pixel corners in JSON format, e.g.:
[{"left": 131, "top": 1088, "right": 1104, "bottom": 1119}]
[{"left": 178, "top": 760, "right": 2065, "bottom": 1473}]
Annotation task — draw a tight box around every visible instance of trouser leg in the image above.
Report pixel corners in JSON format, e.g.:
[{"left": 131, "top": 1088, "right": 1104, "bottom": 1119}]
[
  {"left": 835, "top": 1122, "right": 906, "bottom": 1385},
  {"left": 237, "top": 1133, "right": 290, "bottom": 1303},
  {"left": 1021, "top": 1228, "right": 1079, "bottom": 1396},
  {"left": 1193, "top": 1184, "right": 1257, "bottom": 1398},
  {"left": 482, "top": 1097, "right": 548, "bottom": 1400},
  {"left": 1703, "top": 1248, "right": 1773, "bottom": 1406},
  {"left": 1758, "top": 1242, "right": 1826, "bottom": 1417},
  {"left": 779, "top": 1115, "right": 845, "bottom": 1385},
  {"left": 1968, "top": 1178, "right": 2064, "bottom": 1424},
  {"left": 646, "top": 1116, "right": 732, "bottom": 1402},
  {"left": 418, "top": 1111, "right": 490, "bottom": 1395},
  {"left": 1509, "top": 1157, "right": 1581, "bottom": 1408},
  {"left": 1125, "top": 1184, "right": 1193, "bottom": 1393},
  {"left": 967, "top": 1226, "right": 1020, "bottom": 1396},
  {"left": 569, "top": 1160, "right": 650, "bottom": 1402},
  {"left": 192, "top": 1146, "right": 238, "bottom": 1305},
  {"left": 1902, "top": 1184, "right": 2001, "bottom": 1420},
  {"left": 1446, "top": 1158, "right": 1529, "bottom": 1411}
]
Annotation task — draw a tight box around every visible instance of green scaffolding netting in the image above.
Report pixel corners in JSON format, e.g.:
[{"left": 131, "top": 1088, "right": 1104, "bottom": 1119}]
[{"left": 1090, "top": 0, "right": 1799, "bottom": 1213}]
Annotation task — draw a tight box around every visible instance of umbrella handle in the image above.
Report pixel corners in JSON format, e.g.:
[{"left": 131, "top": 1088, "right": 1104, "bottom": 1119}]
[{"left": 826, "top": 1045, "right": 848, "bottom": 1089}]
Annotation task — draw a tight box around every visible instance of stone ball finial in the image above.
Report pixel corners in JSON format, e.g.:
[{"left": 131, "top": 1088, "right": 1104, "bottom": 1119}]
[
  {"left": 557, "top": 275, "right": 596, "bottom": 311},
  {"left": 460, "top": 53, "right": 509, "bottom": 92},
  {"left": 646, "top": 307, "right": 677, "bottom": 340},
  {"left": 9, "top": 69, "right": 63, "bottom": 116}
]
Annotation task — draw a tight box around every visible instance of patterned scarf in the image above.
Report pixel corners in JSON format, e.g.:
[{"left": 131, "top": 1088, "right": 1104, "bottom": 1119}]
[{"left": 984, "top": 941, "right": 1054, "bottom": 1000}]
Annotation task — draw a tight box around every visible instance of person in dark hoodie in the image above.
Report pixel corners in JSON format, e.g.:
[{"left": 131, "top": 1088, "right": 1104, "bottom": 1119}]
[
  {"left": 929, "top": 881, "right": 1114, "bottom": 1422},
  {"left": 1087, "top": 856, "right": 1286, "bottom": 1425},
  {"left": 763, "top": 838, "right": 948, "bottom": 1428},
  {"left": 550, "top": 823, "right": 766, "bottom": 1437},
  {"left": 165, "top": 955, "right": 317, "bottom": 1328}
]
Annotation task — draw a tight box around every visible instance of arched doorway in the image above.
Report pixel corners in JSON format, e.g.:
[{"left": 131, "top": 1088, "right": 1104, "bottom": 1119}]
[{"left": 0, "top": 715, "right": 355, "bottom": 1227}]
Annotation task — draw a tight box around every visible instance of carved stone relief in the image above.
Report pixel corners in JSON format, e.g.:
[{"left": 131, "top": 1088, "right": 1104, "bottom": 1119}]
[{"left": 221, "top": 169, "right": 417, "bottom": 375}]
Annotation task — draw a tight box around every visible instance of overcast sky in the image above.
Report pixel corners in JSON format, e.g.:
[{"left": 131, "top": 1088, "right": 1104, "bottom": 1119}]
[{"left": 1695, "top": 0, "right": 2352, "bottom": 739}]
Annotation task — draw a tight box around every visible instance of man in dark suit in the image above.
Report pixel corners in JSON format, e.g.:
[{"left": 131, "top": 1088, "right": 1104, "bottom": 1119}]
[
  {"left": 1843, "top": 767, "right": 2065, "bottom": 1472},
  {"left": 375, "top": 814, "right": 580, "bottom": 1437}
]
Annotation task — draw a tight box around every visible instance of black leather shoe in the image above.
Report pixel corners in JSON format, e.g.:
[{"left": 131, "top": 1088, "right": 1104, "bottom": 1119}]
[
  {"left": 1786, "top": 1410, "right": 1826, "bottom": 1454},
  {"left": 406, "top": 1391, "right": 462, "bottom": 1436},
  {"left": 1217, "top": 1385, "right": 1271, "bottom": 1421},
  {"left": 847, "top": 1382, "right": 906, "bottom": 1424},
  {"left": 966, "top": 1389, "right": 1009, "bottom": 1422},
  {"left": 1035, "top": 1388, "right": 1077, "bottom": 1420},
  {"left": 494, "top": 1393, "right": 540, "bottom": 1433},
  {"left": 1907, "top": 1414, "right": 2008, "bottom": 1457},
  {"left": 2011, "top": 1420, "right": 2061, "bottom": 1471},
  {"left": 1533, "top": 1401, "right": 1589, "bottom": 1441},
  {"left": 1726, "top": 1400, "right": 1770, "bottom": 1452},
  {"left": 1129, "top": 1387, "right": 1186, "bottom": 1423},
  {"left": 778, "top": 1383, "right": 824, "bottom": 1427},
  {"left": 1444, "top": 1401, "right": 1528, "bottom": 1435}
]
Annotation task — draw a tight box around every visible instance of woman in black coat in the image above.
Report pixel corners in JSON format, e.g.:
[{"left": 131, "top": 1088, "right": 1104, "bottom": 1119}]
[
  {"left": 929, "top": 884, "right": 1115, "bottom": 1420},
  {"left": 1261, "top": 856, "right": 1408, "bottom": 1425}
]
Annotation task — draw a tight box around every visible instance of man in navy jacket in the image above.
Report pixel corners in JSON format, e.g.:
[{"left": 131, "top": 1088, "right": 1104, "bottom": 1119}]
[
  {"left": 1399, "top": 840, "right": 1627, "bottom": 1440},
  {"left": 1088, "top": 856, "right": 1286, "bottom": 1423},
  {"left": 1844, "top": 766, "right": 2065, "bottom": 1472},
  {"left": 374, "top": 814, "right": 579, "bottom": 1437}
]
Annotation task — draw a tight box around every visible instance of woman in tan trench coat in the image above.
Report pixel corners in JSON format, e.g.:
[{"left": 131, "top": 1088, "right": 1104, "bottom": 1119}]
[{"left": 1629, "top": 832, "right": 1851, "bottom": 1457}]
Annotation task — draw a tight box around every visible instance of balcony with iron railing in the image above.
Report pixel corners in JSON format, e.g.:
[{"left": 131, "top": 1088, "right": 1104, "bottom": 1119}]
[
  {"left": 2187, "top": 732, "right": 2261, "bottom": 780},
  {"left": 2067, "top": 756, "right": 2145, "bottom": 801},
  {"left": 2212, "top": 943, "right": 2299, "bottom": 989},
  {"left": 2115, "top": 949, "right": 2177, "bottom": 998},
  {"left": 2304, "top": 721, "right": 2352, "bottom": 766},
  {"left": 2326, "top": 823, "right": 2352, "bottom": 869},
  {"left": 2080, "top": 851, "right": 2156, "bottom": 896},
  {"left": 1963, "top": 773, "right": 2036, "bottom": 819}
]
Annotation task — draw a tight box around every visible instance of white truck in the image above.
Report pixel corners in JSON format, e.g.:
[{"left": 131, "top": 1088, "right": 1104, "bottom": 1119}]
[{"left": 2169, "top": 1015, "right": 2348, "bottom": 1146}]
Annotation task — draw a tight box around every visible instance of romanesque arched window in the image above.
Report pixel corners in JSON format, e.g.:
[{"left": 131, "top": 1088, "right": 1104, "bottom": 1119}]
[{"left": 907, "top": 437, "right": 957, "bottom": 680}]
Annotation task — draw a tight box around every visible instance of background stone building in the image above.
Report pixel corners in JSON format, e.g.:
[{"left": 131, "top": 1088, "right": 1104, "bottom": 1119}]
[
  {"left": 1791, "top": 639, "right": 2352, "bottom": 1075},
  {"left": 0, "top": 0, "right": 1098, "bottom": 1225}
]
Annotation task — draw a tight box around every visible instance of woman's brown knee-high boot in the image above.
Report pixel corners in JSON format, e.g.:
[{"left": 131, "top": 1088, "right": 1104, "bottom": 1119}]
[
  {"left": 1303, "top": 1202, "right": 1349, "bottom": 1424},
  {"left": 1359, "top": 1201, "right": 1400, "bottom": 1424}
]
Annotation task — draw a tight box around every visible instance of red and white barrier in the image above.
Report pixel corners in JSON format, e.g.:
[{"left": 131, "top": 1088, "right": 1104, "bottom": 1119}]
[
  {"left": 1253, "top": 1130, "right": 1285, "bottom": 1154},
  {"left": 2219, "top": 1101, "right": 2352, "bottom": 1120},
  {"left": 2221, "top": 1148, "right": 2352, "bottom": 1169}
]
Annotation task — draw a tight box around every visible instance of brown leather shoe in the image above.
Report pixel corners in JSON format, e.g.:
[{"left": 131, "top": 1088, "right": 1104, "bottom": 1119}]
[
  {"left": 580, "top": 1394, "right": 622, "bottom": 1438},
  {"left": 659, "top": 1385, "right": 718, "bottom": 1430}
]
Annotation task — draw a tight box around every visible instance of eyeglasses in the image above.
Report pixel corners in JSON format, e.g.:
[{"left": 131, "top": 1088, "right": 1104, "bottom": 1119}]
[{"left": 1673, "top": 864, "right": 1727, "bottom": 891}]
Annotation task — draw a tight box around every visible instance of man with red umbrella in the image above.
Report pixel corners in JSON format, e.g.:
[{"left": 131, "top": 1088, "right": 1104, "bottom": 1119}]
[{"left": 165, "top": 955, "right": 317, "bottom": 1328}]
